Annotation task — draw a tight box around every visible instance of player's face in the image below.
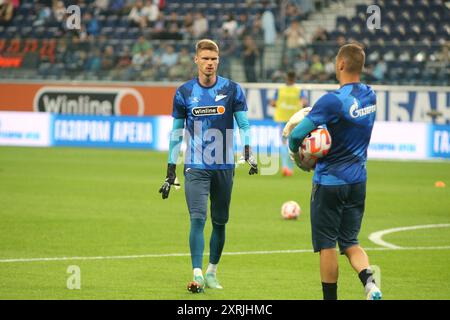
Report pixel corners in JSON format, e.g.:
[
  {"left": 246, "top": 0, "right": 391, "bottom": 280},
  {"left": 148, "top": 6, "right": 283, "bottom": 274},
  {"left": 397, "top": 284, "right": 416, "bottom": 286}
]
[{"left": 195, "top": 50, "right": 219, "bottom": 77}]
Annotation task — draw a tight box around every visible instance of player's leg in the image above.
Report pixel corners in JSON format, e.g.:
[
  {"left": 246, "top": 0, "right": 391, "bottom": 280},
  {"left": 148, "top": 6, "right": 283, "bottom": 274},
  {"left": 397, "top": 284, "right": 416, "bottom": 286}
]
[
  {"left": 310, "top": 183, "right": 345, "bottom": 300},
  {"left": 184, "top": 168, "right": 212, "bottom": 292},
  {"left": 339, "top": 182, "right": 382, "bottom": 300},
  {"left": 205, "top": 169, "right": 234, "bottom": 289},
  {"left": 279, "top": 123, "right": 293, "bottom": 176}
]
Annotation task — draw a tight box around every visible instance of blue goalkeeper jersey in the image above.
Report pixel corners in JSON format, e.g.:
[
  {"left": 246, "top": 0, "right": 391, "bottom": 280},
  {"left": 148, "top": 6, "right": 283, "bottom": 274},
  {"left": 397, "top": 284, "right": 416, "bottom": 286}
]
[
  {"left": 172, "top": 76, "right": 248, "bottom": 170},
  {"left": 305, "top": 82, "right": 377, "bottom": 185}
]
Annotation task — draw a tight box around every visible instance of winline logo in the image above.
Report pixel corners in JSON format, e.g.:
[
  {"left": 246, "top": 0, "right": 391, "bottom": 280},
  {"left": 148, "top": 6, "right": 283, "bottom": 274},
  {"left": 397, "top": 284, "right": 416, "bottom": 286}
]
[
  {"left": 192, "top": 106, "right": 225, "bottom": 116},
  {"left": 33, "top": 87, "right": 145, "bottom": 116}
]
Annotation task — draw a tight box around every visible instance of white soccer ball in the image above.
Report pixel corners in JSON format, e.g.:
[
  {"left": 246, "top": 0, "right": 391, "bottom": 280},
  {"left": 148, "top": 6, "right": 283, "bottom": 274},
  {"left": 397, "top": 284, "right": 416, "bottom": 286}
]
[
  {"left": 281, "top": 201, "right": 301, "bottom": 220},
  {"left": 299, "top": 127, "right": 332, "bottom": 170}
]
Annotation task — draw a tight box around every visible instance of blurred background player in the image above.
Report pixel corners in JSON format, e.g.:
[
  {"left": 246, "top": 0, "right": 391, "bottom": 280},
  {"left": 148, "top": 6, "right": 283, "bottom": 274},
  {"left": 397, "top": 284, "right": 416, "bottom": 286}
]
[
  {"left": 288, "top": 43, "right": 382, "bottom": 300},
  {"left": 159, "top": 39, "right": 258, "bottom": 293},
  {"left": 270, "top": 70, "right": 308, "bottom": 176}
]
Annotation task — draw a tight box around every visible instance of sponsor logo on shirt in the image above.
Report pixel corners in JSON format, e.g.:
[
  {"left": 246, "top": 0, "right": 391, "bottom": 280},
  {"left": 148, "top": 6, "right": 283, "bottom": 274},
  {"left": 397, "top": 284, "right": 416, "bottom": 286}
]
[
  {"left": 192, "top": 106, "right": 225, "bottom": 116},
  {"left": 349, "top": 99, "right": 376, "bottom": 118},
  {"left": 215, "top": 94, "right": 227, "bottom": 102}
]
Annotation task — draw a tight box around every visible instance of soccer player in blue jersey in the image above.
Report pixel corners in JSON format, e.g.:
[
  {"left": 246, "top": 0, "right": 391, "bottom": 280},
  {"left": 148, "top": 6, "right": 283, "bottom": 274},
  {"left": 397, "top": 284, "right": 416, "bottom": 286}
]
[
  {"left": 159, "top": 39, "right": 258, "bottom": 293},
  {"left": 288, "top": 43, "right": 382, "bottom": 300}
]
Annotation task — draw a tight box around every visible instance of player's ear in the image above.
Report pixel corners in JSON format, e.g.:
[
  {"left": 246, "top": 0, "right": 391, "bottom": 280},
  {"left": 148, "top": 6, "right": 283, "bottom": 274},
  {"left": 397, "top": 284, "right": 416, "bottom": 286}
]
[{"left": 194, "top": 54, "right": 198, "bottom": 65}]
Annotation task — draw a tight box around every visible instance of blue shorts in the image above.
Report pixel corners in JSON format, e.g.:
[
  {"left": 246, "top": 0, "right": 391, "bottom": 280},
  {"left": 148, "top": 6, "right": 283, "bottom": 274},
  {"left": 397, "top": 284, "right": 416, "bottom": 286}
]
[
  {"left": 184, "top": 168, "right": 234, "bottom": 225},
  {"left": 310, "top": 182, "right": 366, "bottom": 254}
]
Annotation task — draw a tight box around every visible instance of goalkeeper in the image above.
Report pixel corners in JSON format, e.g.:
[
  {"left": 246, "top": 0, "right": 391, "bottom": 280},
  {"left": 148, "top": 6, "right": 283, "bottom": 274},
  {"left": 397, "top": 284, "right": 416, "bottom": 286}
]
[
  {"left": 159, "top": 39, "right": 257, "bottom": 293},
  {"left": 286, "top": 43, "right": 382, "bottom": 300}
]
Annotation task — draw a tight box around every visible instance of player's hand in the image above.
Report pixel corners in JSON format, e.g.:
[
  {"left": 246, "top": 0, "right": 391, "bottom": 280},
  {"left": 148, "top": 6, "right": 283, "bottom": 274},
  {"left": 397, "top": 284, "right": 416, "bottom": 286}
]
[
  {"left": 159, "top": 164, "right": 180, "bottom": 199},
  {"left": 289, "top": 149, "right": 311, "bottom": 172},
  {"left": 282, "top": 107, "right": 312, "bottom": 138},
  {"left": 244, "top": 145, "right": 258, "bottom": 175}
]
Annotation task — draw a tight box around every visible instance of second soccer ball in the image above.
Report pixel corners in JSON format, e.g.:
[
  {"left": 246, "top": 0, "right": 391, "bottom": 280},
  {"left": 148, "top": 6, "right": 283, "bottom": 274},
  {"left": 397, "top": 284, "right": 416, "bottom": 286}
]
[{"left": 281, "top": 201, "right": 301, "bottom": 220}]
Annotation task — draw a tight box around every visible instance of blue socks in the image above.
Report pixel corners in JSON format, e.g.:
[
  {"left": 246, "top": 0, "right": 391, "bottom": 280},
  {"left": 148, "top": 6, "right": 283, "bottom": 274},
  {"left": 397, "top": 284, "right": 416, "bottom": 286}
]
[
  {"left": 189, "top": 218, "right": 205, "bottom": 269},
  {"left": 209, "top": 222, "right": 226, "bottom": 264},
  {"left": 189, "top": 219, "right": 226, "bottom": 269}
]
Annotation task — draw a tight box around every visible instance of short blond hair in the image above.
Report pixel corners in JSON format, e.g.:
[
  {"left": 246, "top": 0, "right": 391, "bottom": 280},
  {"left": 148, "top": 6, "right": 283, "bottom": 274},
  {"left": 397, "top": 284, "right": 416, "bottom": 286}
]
[
  {"left": 337, "top": 43, "right": 365, "bottom": 74},
  {"left": 195, "top": 39, "right": 219, "bottom": 55}
]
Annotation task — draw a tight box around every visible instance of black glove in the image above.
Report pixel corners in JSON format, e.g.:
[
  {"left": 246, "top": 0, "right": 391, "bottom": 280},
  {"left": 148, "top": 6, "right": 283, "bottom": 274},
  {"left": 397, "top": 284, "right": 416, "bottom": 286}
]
[
  {"left": 244, "top": 145, "right": 258, "bottom": 175},
  {"left": 159, "top": 163, "right": 178, "bottom": 199}
]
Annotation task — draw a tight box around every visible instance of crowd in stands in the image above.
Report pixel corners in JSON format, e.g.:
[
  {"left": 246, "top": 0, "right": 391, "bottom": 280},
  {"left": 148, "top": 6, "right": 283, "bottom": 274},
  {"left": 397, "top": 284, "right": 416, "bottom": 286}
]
[{"left": 0, "top": 0, "right": 448, "bottom": 85}]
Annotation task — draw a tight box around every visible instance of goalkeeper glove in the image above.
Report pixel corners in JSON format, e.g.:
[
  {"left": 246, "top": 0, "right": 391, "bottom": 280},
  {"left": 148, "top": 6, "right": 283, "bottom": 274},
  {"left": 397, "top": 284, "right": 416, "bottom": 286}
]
[
  {"left": 289, "top": 149, "right": 311, "bottom": 172},
  {"left": 244, "top": 145, "right": 258, "bottom": 175},
  {"left": 159, "top": 163, "right": 180, "bottom": 199},
  {"left": 282, "top": 107, "right": 312, "bottom": 138}
]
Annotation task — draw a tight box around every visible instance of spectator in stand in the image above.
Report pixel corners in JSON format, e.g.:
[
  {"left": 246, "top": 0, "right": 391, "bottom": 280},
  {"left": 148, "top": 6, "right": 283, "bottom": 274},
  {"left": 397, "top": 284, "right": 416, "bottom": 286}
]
[
  {"left": 242, "top": 35, "right": 259, "bottom": 82},
  {"left": 85, "top": 48, "right": 102, "bottom": 73},
  {"left": 222, "top": 14, "right": 238, "bottom": 37},
  {"left": 112, "top": 46, "right": 132, "bottom": 80},
  {"left": 159, "top": 44, "right": 178, "bottom": 79},
  {"left": 52, "top": 0, "right": 66, "bottom": 23},
  {"left": 84, "top": 12, "right": 100, "bottom": 36},
  {"left": 261, "top": 1, "right": 276, "bottom": 46},
  {"left": 126, "top": 48, "right": 147, "bottom": 80},
  {"left": 169, "top": 47, "right": 194, "bottom": 81},
  {"left": 250, "top": 16, "right": 265, "bottom": 79},
  {"left": 153, "top": 12, "right": 165, "bottom": 33},
  {"left": 101, "top": 45, "right": 117, "bottom": 72},
  {"left": 312, "top": 27, "right": 329, "bottom": 42},
  {"left": 293, "top": 51, "right": 310, "bottom": 80},
  {"left": 322, "top": 56, "right": 335, "bottom": 81},
  {"left": 0, "top": 0, "right": 14, "bottom": 26},
  {"left": 236, "top": 13, "right": 250, "bottom": 39},
  {"left": 128, "top": 0, "right": 148, "bottom": 28},
  {"left": 371, "top": 58, "right": 387, "bottom": 82},
  {"left": 132, "top": 36, "right": 152, "bottom": 56},
  {"left": 308, "top": 54, "right": 325, "bottom": 81},
  {"left": 192, "top": 12, "right": 209, "bottom": 39},
  {"left": 141, "top": 47, "right": 158, "bottom": 80},
  {"left": 218, "top": 28, "right": 237, "bottom": 79},
  {"left": 93, "top": 0, "right": 109, "bottom": 14},
  {"left": 110, "top": 0, "right": 125, "bottom": 14},
  {"left": 182, "top": 12, "right": 194, "bottom": 39},
  {"left": 33, "top": 2, "right": 52, "bottom": 27},
  {"left": 284, "top": 20, "right": 307, "bottom": 65},
  {"left": 141, "top": 0, "right": 159, "bottom": 27}
]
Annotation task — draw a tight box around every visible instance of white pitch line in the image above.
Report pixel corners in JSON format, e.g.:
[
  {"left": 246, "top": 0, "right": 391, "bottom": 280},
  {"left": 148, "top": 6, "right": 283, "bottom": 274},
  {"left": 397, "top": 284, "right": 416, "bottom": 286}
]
[
  {"left": 368, "top": 224, "right": 450, "bottom": 249},
  {"left": 1, "top": 246, "right": 450, "bottom": 264}
]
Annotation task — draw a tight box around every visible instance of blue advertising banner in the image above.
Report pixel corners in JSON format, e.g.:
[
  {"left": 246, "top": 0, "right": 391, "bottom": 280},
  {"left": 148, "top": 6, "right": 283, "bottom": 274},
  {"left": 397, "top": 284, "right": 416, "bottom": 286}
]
[
  {"left": 51, "top": 114, "right": 158, "bottom": 149},
  {"left": 428, "top": 125, "right": 450, "bottom": 159}
]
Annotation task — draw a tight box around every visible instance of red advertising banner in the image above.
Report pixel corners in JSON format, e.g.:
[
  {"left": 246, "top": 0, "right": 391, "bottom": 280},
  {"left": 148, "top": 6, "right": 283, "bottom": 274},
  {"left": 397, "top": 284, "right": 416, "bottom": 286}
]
[{"left": 0, "top": 82, "right": 177, "bottom": 116}]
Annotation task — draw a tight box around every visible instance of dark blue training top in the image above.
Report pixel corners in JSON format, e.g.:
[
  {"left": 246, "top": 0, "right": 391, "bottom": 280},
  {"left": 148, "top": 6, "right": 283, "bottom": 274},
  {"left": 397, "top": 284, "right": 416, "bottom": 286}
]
[
  {"left": 306, "top": 82, "right": 377, "bottom": 185},
  {"left": 172, "top": 76, "right": 248, "bottom": 170}
]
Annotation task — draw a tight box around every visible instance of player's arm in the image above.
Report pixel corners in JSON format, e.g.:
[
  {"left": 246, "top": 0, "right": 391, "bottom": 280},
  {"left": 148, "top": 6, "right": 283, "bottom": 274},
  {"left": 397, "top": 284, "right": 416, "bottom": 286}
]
[
  {"left": 288, "top": 93, "right": 341, "bottom": 167},
  {"left": 299, "top": 89, "right": 308, "bottom": 108},
  {"left": 234, "top": 111, "right": 257, "bottom": 175},
  {"left": 269, "top": 89, "right": 278, "bottom": 108},
  {"left": 159, "top": 90, "right": 185, "bottom": 199},
  {"left": 233, "top": 83, "right": 257, "bottom": 175}
]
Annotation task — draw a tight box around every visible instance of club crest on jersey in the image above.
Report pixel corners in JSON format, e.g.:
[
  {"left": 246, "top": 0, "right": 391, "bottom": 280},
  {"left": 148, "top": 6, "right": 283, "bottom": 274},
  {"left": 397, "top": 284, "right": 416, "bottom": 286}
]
[
  {"left": 192, "top": 106, "right": 225, "bottom": 116},
  {"left": 349, "top": 98, "right": 376, "bottom": 118}
]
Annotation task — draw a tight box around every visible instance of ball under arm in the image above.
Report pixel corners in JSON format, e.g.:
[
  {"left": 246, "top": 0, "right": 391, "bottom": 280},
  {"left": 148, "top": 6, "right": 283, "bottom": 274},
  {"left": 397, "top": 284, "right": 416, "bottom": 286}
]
[{"left": 288, "top": 117, "right": 317, "bottom": 153}]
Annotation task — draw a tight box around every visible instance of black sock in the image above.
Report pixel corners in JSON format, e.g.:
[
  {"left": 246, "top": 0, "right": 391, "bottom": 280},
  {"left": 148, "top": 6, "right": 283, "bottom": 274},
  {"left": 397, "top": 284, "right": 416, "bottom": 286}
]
[
  {"left": 358, "top": 268, "right": 376, "bottom": 288},
  {"left": 322, "top": 282, "right": 337, "bottom": 300}
]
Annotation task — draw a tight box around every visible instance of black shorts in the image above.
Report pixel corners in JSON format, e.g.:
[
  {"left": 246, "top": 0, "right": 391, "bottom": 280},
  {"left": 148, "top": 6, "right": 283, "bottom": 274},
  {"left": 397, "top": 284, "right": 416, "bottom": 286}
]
[
  {"left": 184, "top": 168, "right": 234, "bottom": 225},
  {"left": 310, "top": 182, "right": 366, "bottom": 254}
]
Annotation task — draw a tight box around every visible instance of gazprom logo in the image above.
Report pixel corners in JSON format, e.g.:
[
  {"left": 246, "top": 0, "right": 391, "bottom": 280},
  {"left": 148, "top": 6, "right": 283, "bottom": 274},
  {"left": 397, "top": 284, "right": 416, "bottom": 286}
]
[{"left": 349, "top": 99, "right": 376, "bottom": 118}]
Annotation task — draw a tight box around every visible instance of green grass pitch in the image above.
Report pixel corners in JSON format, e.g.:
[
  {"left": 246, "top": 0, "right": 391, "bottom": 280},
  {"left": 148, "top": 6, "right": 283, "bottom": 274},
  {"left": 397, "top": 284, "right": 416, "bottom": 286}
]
[{"left": 0, "top": 146, "right": 449, "bottom": 300}]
